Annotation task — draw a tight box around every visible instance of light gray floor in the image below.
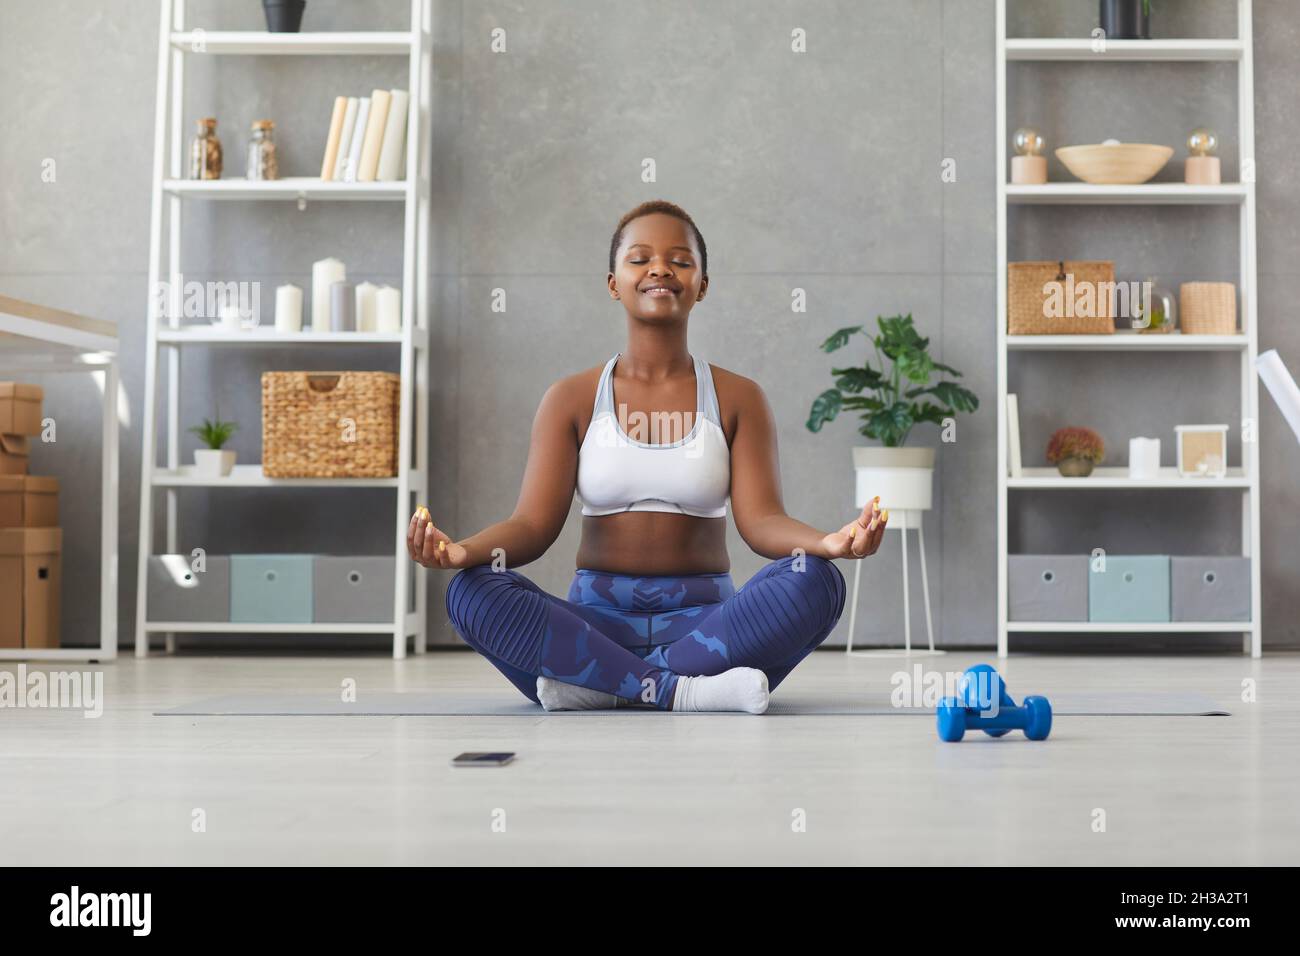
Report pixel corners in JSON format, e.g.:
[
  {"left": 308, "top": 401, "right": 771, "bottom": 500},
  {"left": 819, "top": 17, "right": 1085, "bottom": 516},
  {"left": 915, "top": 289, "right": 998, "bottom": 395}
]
[{"left": 2, "top": 649, "right": 1296, "bottom": 865}]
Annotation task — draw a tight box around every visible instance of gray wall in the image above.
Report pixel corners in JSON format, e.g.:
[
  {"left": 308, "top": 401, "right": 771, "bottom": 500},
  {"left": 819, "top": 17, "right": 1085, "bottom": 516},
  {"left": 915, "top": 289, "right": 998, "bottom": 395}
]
[{"left": 2, "top": 0, "right": 1296, "bottom": 652}]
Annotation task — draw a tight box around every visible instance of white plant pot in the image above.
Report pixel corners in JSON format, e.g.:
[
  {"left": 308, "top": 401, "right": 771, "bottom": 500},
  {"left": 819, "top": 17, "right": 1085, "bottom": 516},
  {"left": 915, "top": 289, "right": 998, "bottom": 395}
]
[
  {"left": 852, "top": 446, "right": 935, "bottom": 512},
  {"left": 194, "top": 448, "right": 237, "bottom": 478}
]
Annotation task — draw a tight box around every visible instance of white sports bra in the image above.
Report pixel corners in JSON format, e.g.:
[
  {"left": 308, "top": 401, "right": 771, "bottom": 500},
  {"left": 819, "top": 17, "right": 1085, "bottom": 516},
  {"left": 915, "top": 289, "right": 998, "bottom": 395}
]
[{"left": 576, "top": 353, "right": 731, "bottom": 518}]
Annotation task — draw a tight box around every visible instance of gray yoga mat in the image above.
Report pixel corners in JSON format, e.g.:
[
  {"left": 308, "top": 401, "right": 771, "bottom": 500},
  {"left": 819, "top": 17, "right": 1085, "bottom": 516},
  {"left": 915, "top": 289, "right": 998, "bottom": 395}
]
[{"left": 156, "top": 691, "right": 1230, "bottom": 717}]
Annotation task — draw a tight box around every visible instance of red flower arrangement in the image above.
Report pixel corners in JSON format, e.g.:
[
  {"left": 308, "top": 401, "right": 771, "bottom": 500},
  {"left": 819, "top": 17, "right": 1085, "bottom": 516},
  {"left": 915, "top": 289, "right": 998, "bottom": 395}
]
[{"left": 1046, "top": 427, "right": 1105, "bottom": 465}]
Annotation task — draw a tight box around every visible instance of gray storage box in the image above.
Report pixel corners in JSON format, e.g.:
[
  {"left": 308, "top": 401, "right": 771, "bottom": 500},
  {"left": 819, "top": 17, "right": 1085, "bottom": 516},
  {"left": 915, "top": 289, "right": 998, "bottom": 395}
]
[
  {"left": 313, "top": 556, "right": 395, "bottom": 624},
  {"left": 1171, "top": 556, "right": 1251, "bottom": 622},
  {"left": 1009, "top": 555, "right": 1088, "bottom": 621},
  {"left": 230, "top": 554, "right": 313, "bottom": 623},
  {"left": 147, "top": 554, "right": 230, "bottom": 622}
]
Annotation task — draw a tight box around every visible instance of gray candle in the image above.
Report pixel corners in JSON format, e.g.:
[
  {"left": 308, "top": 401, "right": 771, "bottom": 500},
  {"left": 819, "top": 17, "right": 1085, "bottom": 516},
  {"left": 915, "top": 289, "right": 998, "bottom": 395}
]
[{"left": 330, "top": 280, "right": 355, "bottom": 332}]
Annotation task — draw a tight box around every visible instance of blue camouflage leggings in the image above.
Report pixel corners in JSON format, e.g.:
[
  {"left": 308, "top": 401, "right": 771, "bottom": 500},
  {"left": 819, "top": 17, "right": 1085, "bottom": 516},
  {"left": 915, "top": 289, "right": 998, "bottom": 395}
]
[{"left": 445, "top": 555, "right": 847, "bottom": 709}]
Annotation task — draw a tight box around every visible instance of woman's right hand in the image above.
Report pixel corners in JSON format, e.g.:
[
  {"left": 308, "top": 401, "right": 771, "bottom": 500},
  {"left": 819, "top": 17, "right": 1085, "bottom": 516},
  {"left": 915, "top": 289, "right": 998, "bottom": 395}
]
[{"left": 407, "top": 507, "right": 471, "bottom": 569}]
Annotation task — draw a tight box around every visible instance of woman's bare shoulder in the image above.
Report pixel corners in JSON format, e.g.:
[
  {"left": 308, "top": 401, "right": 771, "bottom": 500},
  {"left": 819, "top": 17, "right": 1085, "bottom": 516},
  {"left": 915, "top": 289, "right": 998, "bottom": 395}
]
[
  {"left": 706, "top": 363, "right": 769, "bottom": 442},
  {"left": 708, "top": 362, "right": 767, "bottom": 407},
  {"left": 547, "top": 362, "right": 605, "bottom": 403},
  {"left": 537, "top": 362, "right": 607, "bottom": 432}
]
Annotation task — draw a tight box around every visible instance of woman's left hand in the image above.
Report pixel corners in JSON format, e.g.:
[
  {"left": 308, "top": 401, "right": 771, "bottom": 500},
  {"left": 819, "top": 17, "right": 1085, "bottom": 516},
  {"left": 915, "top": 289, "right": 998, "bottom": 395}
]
[{"left": 820, "top": 496, "right": 888, "bottom": 559}]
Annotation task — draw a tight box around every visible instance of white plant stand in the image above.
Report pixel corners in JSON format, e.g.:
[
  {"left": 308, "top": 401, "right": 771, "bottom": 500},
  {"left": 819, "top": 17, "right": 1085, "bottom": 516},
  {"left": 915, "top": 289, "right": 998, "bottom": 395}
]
[
  {"left": 135, "top": 0, "right": 433, "bottom": 659},
  {"left": 0, "top": 295, "right": 119, "bottom": 662},
  {"left": 995, "top": 0, "right": 1263, "bottom": 657},
  {"left": 845, "top": 509, "right": 944, "bottom": 658}
]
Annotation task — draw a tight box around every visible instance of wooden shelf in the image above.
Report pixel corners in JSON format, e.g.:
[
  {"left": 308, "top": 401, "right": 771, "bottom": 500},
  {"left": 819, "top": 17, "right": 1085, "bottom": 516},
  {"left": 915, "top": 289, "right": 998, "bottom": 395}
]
[
  {"left": 1005, "top": 38, "right": 1244, "bottom": 61},
  {"left": 169, "top": 31, "right": 413, "bottom": 55}
]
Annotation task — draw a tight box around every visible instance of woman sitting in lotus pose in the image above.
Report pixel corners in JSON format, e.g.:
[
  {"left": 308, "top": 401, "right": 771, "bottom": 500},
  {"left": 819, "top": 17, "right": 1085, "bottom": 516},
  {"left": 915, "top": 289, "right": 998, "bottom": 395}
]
[{"left": 408, "top": 200, "right": 887, "bottom": 713}]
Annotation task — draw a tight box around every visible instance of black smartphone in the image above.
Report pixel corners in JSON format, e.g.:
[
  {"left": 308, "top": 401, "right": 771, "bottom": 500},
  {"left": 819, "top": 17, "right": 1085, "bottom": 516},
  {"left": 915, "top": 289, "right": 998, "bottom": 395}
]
[{"left": 451, "top": 752, "right": 515, "bottom": 767}]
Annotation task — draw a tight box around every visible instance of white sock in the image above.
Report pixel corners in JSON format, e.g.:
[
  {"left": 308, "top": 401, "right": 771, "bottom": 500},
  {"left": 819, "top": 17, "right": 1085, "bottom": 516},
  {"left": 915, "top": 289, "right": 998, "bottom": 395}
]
[
  {"left": 670, "top": 668, "right": 769, "bottom": 714},
  {"left": 536, "top": 676, "right": 622, "bottom": 711}
]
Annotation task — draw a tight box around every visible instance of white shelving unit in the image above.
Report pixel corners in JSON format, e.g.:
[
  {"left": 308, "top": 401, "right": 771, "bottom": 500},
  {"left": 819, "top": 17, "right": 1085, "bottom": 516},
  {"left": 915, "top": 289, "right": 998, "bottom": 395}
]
[
  {"left": 136, "top": 0, "right": 432, "bottom": 659},
  {"left": 0, "top": 295, "right": 119, "bottom": 662},
  {"left": 995, "top": 0, "right": 1262, "bottom": 658}
]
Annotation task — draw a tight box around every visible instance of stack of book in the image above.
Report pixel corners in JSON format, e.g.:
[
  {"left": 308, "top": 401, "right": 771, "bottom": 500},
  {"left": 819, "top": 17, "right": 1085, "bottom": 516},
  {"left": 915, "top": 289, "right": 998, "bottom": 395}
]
[{"left": 318, "top": 89, "right": 410, "bottom": 183}]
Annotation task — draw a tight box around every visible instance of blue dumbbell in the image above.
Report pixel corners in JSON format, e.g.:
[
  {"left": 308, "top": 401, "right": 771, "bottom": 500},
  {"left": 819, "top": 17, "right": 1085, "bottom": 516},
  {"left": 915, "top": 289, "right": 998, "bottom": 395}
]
[{"left": 936, "top": 664, "right": 1052, "bottom": 742}]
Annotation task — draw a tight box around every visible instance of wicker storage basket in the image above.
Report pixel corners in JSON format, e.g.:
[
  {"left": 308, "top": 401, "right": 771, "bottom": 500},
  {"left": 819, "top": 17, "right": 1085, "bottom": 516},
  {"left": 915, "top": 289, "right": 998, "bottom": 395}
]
[
  {"left": 1008, "top": 260, "right": 1116, "bottom": 335},
  {"left": 1179, "top": 282, "right": 1237, "bottom": 334},
  {"left": 261, "top": 371, "right": 399, "bottom": 478}
]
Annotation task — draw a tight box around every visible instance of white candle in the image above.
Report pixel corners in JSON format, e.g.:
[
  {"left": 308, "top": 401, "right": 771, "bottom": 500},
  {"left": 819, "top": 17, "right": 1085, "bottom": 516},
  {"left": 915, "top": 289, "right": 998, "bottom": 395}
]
[
  {"left": 311, "top": 257, "right": 346, "bottom": 332},
  {"left": 274, "top": 284, "right": 303, "bottom": 333},
  {"left": 354, "top": 281, "right": 378, "bottom": 333},
  {"left": 1128, "top": 437, "right": 1161, "bottom": 480},
  {"left": 219, "top": 302, "right": 243, "bottom": 332},
  {"left": 375, "top": 285, "right": 401, "bottom": 333}
]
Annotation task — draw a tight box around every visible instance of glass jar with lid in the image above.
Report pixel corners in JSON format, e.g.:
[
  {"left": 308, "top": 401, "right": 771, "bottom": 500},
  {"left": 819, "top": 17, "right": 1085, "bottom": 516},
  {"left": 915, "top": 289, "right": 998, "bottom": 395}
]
[
  {"left": 188, "top": 117, "right": 222, "bottom": 179},
  {"left": 246, "top": 119, "right": 279, "bottom": 181}
]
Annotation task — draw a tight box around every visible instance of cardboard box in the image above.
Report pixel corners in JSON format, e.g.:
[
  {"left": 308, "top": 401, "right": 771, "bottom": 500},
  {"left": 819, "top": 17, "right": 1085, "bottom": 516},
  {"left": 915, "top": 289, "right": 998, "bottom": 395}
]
[
  {"left": 0, "top": 383, "right": 43, "bottom": 435},
  {"left": 0, "top": 527, "right": 61, "bottom": 649},
  {"left": 0, "top": 434, "right": 29, "bottom": 476},
  {"left": 0, "top": 475, "right": 59, "bottom": 528}
]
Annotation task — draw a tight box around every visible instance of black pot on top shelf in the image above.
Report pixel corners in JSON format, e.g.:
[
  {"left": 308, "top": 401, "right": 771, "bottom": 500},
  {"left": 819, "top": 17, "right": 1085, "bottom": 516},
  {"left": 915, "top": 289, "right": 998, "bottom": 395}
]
[
  {"left": 1099, "top": 0, "right": 1151, "bottom": 40},
  {"left": 263, "top": 0, "right": 306, "bottom": 33}
]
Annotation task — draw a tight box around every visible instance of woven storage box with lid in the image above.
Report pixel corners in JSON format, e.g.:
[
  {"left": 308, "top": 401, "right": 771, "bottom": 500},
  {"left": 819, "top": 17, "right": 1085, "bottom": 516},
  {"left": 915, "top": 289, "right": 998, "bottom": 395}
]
[
  {"left": 1008, "top": 260, "right": 1116, "bottom": 334},
  {"left": 1179, "top": 282, "right": 1237, "bottom": 334},
  {"left": 261, "top": 371, "right": 399, "bottom": 478}
]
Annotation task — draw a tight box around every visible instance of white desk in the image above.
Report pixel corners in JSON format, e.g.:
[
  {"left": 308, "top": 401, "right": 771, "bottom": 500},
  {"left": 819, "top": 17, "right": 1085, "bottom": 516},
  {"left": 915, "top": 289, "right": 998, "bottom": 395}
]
[{"left": 0, "top": 295, "right": 119, "bottom": 661}]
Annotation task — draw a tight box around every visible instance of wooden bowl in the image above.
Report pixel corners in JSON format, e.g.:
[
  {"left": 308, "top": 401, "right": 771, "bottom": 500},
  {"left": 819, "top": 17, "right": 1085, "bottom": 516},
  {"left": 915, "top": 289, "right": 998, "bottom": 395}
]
[{"left": 1055, "top": 143, "right": 1174, "bottom": 184}]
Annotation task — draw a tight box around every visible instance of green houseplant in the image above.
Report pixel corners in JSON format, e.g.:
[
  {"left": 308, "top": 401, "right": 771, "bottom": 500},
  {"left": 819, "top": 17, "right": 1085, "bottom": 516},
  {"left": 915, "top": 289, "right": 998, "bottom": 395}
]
[
  {"left": 806, "top": 314, "right": 978, "bottom": 446},
  {"left": 806, "top": 314, "right": 979, "bottom": 514},
  {"left": 189, "top": 413, "right": 238, "bottom": 478}
]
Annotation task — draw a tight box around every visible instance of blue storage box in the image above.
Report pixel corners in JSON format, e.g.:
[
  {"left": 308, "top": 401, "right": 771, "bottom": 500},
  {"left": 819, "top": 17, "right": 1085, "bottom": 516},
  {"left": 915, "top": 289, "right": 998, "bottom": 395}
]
[
  {"left": 230, "top": 554, "right": 313, "bottom": 623},
  {"left": 1088, "top": 555, "right": 1170, "bottom": 623}
]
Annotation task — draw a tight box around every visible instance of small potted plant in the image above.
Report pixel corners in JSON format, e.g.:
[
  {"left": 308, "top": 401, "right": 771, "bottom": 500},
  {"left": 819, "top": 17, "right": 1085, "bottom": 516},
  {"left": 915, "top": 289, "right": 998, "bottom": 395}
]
[
  {"left": 189, "top": 414, "right": 238, "bottom": 478},
  {"left": 806, "top": 314, "right": 979, "bottom": 512},
  {"left": 262, "top": 0, "right": 306, "bottom": 33},
  {"left": 1047, "top": 427, "right": 1105, "bottom": 477},
  {"left": 1100, "top": 0, "right": 1151, "bottom": 40}
]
